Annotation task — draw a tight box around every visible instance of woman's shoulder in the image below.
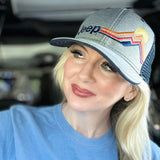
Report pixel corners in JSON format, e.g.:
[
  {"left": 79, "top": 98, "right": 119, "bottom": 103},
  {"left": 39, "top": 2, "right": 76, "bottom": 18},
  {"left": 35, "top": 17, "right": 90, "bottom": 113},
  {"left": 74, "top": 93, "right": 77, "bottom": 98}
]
[
  {"left": 0, "top": 103, "right": 61, "bottom": 126},
  {"left": 150, "top": 140, "right": 160, "bottom": 159},
  {"left": 9, "top": 103, "right": 61, "bottom": 120}
]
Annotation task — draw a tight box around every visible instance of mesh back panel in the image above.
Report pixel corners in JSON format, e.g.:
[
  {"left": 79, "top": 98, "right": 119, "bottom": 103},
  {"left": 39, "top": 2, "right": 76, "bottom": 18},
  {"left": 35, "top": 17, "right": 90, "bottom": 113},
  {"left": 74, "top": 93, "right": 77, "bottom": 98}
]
[{"left": 140, "top": 42, "right": 155, "bottom": 83}]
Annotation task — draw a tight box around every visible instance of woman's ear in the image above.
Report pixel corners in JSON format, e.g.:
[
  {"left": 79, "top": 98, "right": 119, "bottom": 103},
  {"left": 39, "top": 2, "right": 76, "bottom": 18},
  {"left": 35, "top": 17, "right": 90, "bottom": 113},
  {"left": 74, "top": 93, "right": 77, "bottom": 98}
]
[{"left": 124, "top": 85, "right": 139, "bottom": 102}]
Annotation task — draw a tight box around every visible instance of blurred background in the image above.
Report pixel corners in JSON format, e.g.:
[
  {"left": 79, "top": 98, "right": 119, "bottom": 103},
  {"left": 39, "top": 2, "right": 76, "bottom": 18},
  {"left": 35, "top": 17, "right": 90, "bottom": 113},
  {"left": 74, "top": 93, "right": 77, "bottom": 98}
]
[{"left": 0, "top": 0, "right": 160, "bottom": 146}]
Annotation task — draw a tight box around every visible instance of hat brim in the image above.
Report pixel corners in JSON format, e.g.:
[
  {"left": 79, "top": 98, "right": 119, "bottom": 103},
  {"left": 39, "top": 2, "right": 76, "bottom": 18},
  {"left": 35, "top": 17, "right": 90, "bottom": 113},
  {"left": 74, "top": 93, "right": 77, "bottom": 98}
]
[{"left": 50, "top": 37, "right": 142, "bottom": 85}]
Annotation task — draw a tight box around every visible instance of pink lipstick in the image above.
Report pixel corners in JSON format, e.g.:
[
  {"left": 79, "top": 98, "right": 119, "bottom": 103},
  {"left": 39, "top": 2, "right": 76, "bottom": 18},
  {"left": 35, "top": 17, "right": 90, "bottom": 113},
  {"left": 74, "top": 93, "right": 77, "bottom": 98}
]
[{"left": 71, "top": 83, "right": 96, "bottom": 98}]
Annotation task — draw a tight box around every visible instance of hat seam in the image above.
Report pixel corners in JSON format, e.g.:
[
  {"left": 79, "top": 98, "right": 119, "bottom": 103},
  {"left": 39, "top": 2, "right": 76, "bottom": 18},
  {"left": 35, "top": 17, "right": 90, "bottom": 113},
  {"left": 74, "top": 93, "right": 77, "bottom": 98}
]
[
  {"left": 109, "top": 8, "right": 128, "bottom": 31},
  {"left": 103, "top": 9, "right": 128, "bottom": 43}
]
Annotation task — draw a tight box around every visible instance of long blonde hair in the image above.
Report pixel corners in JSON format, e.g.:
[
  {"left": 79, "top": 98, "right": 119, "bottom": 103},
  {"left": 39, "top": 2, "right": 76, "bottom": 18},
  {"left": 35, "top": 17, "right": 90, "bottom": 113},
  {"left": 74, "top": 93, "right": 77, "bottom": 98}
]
[
  {"left": 113, "top": 81, "right": 151, "bottom": 160},
  {"left": 54, "top": 49, "right": 151, "bottom": 160}
]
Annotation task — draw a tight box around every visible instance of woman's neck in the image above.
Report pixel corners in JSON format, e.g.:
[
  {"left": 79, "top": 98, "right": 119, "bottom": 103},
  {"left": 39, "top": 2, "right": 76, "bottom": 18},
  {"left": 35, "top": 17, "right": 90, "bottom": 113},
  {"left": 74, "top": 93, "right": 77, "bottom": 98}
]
[{"left": 62, "top": 103, "right": 112, "bottom": 138}]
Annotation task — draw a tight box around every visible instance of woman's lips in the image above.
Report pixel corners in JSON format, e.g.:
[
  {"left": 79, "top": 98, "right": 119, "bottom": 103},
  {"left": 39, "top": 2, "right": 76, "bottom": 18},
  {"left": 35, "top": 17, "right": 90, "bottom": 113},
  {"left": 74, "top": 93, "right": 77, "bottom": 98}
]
[{"left": 71, "top": 83, "right": 96, "bottom": 98}]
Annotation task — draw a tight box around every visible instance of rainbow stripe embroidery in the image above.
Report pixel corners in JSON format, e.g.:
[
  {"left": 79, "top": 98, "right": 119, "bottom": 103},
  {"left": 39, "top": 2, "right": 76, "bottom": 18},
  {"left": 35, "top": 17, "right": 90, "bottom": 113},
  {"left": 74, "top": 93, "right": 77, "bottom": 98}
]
[{"left": 99, "top": 27, "right": 148, "bottom": 64}]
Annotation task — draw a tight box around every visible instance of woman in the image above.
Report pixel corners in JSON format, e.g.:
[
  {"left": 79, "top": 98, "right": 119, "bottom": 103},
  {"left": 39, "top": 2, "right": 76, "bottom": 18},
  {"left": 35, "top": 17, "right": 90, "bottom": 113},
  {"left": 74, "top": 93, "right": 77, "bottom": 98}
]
[{"left": 0, "top": 8, "right": 160, "bottom": 160}]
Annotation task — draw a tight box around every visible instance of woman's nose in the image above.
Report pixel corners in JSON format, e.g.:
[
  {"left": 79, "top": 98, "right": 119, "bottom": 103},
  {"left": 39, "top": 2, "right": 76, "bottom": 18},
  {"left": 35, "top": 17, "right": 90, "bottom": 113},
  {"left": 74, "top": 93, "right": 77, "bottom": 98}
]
[{"left": 78, "top": 62, "right": 96, "bottom": 83}]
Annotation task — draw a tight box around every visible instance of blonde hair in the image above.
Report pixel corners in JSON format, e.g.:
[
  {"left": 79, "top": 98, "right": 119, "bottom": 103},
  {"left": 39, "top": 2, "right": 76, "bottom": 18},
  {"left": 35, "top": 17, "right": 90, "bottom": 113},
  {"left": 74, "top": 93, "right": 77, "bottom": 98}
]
[
  {"left": 54, "top": 49, "right": 151, "bottom": 160},
  {"left": 114, "top": 81, "right": 151, "bottom": 160},
  {"left": 53, "top": 49, "right": 70, "bottom": 99}
]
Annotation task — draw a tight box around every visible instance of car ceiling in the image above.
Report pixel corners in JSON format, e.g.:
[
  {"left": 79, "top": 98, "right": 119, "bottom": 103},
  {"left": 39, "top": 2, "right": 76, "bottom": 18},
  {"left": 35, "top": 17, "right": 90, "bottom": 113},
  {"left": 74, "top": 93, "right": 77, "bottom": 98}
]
[{"left": 0, "top": 0, "right": 159, "bottom": 62}]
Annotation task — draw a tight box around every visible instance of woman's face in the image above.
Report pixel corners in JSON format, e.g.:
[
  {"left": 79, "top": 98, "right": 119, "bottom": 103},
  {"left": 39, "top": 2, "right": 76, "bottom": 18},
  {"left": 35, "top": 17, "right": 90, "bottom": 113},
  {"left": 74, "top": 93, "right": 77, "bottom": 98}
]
[{"left": 63, "top": 44, "right": 135, "bottom": 112}]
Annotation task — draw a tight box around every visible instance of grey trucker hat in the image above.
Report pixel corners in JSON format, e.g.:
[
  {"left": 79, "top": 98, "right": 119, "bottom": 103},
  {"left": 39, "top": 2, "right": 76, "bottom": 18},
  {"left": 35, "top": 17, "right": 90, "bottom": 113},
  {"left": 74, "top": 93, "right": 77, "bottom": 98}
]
[{"left": 50, "top": 8, "right": 155, "bottom": 85}]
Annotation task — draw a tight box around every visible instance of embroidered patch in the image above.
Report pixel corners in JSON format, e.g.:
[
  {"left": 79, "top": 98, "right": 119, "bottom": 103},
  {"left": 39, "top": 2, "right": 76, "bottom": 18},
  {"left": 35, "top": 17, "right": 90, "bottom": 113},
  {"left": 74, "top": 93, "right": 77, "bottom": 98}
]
[
  {"left": 78, "top": 25, "right": 148, "bottom": 64},
  {"left": 99, "top": 27, "right": 148, "bottom": 64}
]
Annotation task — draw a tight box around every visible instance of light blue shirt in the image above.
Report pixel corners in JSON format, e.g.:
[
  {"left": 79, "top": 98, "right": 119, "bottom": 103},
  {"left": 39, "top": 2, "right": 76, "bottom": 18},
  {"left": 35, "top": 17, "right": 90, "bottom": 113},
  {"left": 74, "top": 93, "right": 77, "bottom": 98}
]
[{"left": 0, "top": 103, "right": 159, "bottom": 160}]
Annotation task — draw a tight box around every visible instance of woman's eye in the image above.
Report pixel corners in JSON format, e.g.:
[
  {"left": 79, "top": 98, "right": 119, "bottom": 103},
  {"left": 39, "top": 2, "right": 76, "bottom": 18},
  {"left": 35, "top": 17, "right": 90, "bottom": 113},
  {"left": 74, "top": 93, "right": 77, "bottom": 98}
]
[
  {"left": 101, "top": 62, "right": 116, "bottom": 72},
  {"left": 71, "top": 50, "right": 83, "bottom": 58}
]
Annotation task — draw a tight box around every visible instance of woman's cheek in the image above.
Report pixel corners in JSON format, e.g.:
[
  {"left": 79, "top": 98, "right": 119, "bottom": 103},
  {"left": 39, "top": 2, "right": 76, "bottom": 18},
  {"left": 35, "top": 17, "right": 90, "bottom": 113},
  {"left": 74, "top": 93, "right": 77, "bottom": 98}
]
[
  {"left": 64, "top": 57, "right": 78, "bottom": 79},
  {"left": 97, "top": 76, "right": 127, "bottom": 98}
]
